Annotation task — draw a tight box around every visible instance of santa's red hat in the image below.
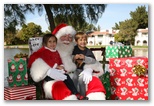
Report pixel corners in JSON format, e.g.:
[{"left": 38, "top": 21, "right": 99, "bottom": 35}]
[{"left": 52, "top": 23, "right": 76, "bottom": 39}]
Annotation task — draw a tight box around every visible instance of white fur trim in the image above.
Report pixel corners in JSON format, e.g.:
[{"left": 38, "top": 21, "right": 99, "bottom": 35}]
[
  {"left": 43, "top": 81, "right": 56, "bottom": 99},
  {"left": 55, "top": 26, "right": 76, "bottom": 39},
  {"left": 87, "top": 92, "right": 106, "bottom": 100},
  {"left": 63, "top": 95, "right": 78, "bottom": 100},
  {"left": 30, "top": 58, "right": 50, "bottom": 82},
  {"left": 84, "top": 61, "right": 104, "bottom": 77}
]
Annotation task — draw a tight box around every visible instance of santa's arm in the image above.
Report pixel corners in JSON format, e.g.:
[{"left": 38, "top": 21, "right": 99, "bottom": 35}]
[
  {"left": 62, "top": 56, "right": 77, "bottom": 73},
  {"left": 84, "top": 61, "right": 104, "bottom": 77},
  {"left": 30, "top": 58, "right": 50, "bottom": 82},
  {"left": 84, "top": 56, "right": 96, "bottom": 64}
]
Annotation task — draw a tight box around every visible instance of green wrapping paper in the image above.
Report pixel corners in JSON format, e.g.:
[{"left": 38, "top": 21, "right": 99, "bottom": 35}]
[
  {"left": 99, "top": 71, "right": 111, "bottom": 100},
  {"left": 105, "top": 45, "right": 132, "bottom": 59},
  {"left": 7, "top": 58, "right": 28, "bottom": 87}
]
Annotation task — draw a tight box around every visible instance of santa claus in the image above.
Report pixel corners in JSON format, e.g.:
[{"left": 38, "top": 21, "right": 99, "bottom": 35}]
[
  {"left": 52, "top": 23, "right": 106, "bottom": 100},
  {"left": 28, "top": 23, "right": 106, "bottom": 100}
]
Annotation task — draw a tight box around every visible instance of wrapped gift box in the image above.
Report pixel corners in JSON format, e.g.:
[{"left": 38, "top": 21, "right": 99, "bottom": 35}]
[
  {"left": 7, "top": 58, "right": 28, "bottom": 87},
  {"left": 99, "top": 71, "right": 111, "bottom": 100},
  {"left": 109, "top": 57, "right": 148, "bottom": 100},
  {"left": 105, "top": 45, "right": 132, "bottom": 60},
  {"left": 4, "top": 85, "right": 36, "bottom": 100}
]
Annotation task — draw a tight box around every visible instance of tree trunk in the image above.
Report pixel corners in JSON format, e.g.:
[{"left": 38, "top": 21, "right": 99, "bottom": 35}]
[{"left": 43, "top": 4, "right": 55, "bottom": 32}]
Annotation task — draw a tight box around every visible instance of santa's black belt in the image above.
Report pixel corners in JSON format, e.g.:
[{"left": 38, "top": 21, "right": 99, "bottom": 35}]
[{"left": 44, "top": 76, "right": 54, "bottom": 82}]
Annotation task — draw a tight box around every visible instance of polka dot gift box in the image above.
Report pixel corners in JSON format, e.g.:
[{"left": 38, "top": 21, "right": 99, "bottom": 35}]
[{"left": 105, "top": 45, "right": 132, "bottom": 60}]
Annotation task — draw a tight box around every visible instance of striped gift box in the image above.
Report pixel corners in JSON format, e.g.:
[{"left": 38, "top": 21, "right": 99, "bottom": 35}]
[{"left": 4, "top": 85, "right": 36, "bottom": 100}]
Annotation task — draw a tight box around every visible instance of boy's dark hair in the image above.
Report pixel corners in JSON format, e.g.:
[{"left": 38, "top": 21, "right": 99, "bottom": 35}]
[
  {"left": 42, "top": 34, "right": 57, "bottom": 46},
  {"left": 74, "top": 32, "right": 87, "bottom": 42}
]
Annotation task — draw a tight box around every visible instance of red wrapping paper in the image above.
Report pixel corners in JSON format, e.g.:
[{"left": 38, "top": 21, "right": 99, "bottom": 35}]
[
  {"left": 4, "top": 85, "right": 36, "bottom": 100},
  {"left": 109, "top": 57, "right": 148, "bottom": 100}
]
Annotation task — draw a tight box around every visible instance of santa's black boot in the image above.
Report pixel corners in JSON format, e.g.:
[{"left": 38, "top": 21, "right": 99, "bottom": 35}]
[{"left": 76, "top": 94, "right": 89, "bottom": 100}]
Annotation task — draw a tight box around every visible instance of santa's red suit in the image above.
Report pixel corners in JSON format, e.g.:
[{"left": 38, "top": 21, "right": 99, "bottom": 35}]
[{"left": 86, "top": 76, "right": 106, "bottom": 100}]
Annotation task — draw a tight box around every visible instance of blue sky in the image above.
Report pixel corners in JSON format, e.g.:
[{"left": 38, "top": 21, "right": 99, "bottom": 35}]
[
  {"left": 25, "top": 4, "right": 148, "bottom": 32},
  {"left": 96, "top": 4, "right": 148, "bottom": 30}
]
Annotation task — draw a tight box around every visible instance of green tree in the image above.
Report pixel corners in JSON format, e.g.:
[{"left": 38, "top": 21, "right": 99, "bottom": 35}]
[
  {"left": 48, "top": 20, "right": 98, "bottom": 32},
  {"left": 118, "top": 19, "right": 138, "bottom": 45},
  {"left": 51, "top": 4, "right": 106, "bottom": 32},
  {"left": 97, "top": 25, "right": 101, "bottom": 31},
  {"left": 4, "top": 4, "right": 107, "bottom": 33},
  {"left": 4, "top": 27, "right": 16, "bottom": 45},
  {"left": 112, "top": 23, "right": 120, "bottom": 30},
  {"left": 4, "top": 4, "right": 35, "bottom": 30},
  {"left": 113, "top": 5, "right": 148, "bottom": 45},
  {"left": 114, "top": 33, "right": 122, "bottom": 42},
  {"left": 130, "top": 5, "right": 148, "bottom": 29},
  {"left": 76, "top": 22, "right": 98, "bottom": 32},
  {"left": 16, "top": 22, "right": 43, "bottom": 43}
]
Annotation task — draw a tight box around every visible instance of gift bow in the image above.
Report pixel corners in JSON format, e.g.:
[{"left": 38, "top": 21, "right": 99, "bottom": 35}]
[{"left": 132, "top": 65, "right": 147, "bottom": 76}]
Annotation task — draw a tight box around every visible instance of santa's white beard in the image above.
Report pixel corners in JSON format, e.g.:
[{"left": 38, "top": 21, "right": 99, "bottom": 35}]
[
  {"left": 56, "top": 40, "right": 76, "bottom": 73},
  {"left": 56, "top": 40, "right": 75, "bottom": 57}
]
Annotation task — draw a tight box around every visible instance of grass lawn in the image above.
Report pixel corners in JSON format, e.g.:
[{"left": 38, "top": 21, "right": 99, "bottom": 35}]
[
  {"left": 4, "top": 44, "right": 148, "bottom": 49},
  {"left": 131, "top": 46, "right": 148, "bottom": 48}
]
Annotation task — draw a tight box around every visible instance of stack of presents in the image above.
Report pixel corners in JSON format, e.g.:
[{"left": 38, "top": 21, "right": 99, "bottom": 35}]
[
  {"left": 4, "top": 56, "right": 36, "bottom": 100},
  {"left": 105, "top": 45, "right": 148, "bottom": 100},
  {"left": 4, "top": 37, "right": 45, "bottom": 100}
]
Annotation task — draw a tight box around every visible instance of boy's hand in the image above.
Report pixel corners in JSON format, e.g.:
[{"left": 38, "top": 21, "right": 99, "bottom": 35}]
[
  {"left": 74, "top": 54, "right": 85, "bottom": 60},
  {"left": 74, "top": 54, "right": 81, "bottom": 60},
  {"left": 79, "top": 54, "right": 85, "bottom": 60}
]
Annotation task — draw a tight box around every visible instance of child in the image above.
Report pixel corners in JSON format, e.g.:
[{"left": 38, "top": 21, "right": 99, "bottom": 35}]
[
  {"left": 28, "top": 34, "right": 87, "bottom": 100},
  {"left": 72, "top": 32, "right": 96, "bottom": 96}
]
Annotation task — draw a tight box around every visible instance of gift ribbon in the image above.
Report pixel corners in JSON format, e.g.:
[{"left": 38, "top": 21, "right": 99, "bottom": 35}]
[
  {"left": 133, "top": 65, "right": 147, "bottom": 76},
  {"left": 14, "top": 52, "right": 28, "bottom": 58}
]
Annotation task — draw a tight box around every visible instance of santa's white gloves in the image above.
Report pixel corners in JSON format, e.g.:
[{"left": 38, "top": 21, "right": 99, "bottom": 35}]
[
  {"left": 53, "top": 63, "right": 65, "bottom": 74},
  {"left": 46, "top": 68, "right": 67, "bottom": 81},
  {"left": 79, "top": 68, "right": 93, "bottom": 84}
]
